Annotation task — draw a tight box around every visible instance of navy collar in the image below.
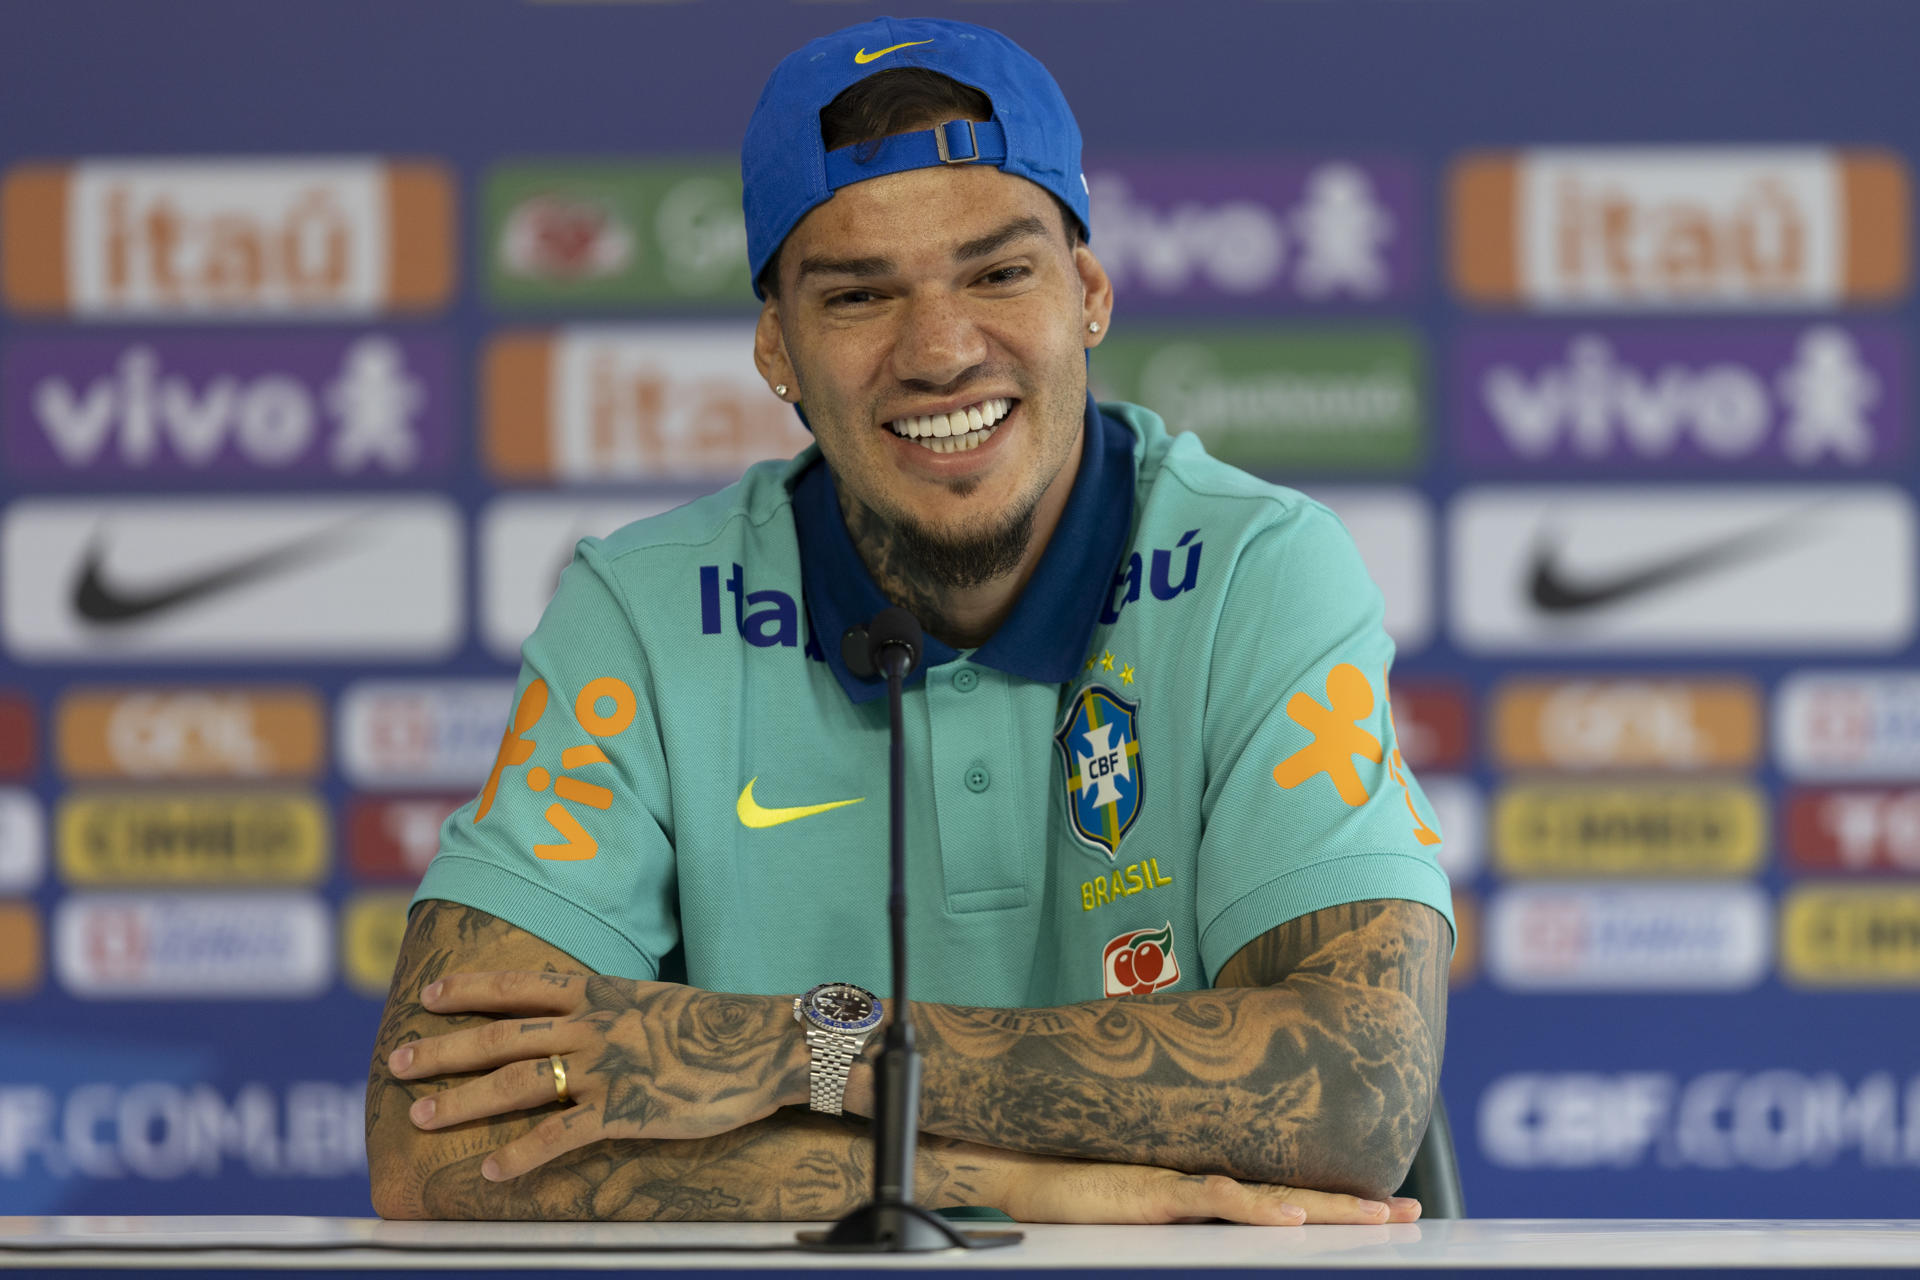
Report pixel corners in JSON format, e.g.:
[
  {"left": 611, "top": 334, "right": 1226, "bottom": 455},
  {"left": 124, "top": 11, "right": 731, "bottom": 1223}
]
[{"left": 793, "top": 395, "right": 1137, "bottom": 704}]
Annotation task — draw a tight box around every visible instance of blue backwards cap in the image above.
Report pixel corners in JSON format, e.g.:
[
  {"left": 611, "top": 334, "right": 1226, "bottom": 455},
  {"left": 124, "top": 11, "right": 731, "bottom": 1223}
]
[{"left": 742, "top": 16, "right": 1090, "bottom": 299}]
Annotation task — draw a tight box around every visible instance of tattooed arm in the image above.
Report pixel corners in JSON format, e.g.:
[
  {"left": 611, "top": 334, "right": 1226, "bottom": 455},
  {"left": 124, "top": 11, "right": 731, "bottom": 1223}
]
[
  {"left": 366, "top": 899, "right": 1006, "bottom": 1220},
  {"left": 853, "top": 899, "right": 1451, "bottom": 1200},
  {"left": 372, "top": 899, "right": 1427, "bottom": 1221}
]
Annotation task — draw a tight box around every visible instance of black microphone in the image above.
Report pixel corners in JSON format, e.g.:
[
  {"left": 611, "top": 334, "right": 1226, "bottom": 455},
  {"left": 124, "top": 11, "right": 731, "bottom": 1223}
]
[
  {"left": 801, "top": 607, "right": 1019, "bottom": 1254},
  {"left": 864, "top": 606, "right": 921, "bottom": 681}
]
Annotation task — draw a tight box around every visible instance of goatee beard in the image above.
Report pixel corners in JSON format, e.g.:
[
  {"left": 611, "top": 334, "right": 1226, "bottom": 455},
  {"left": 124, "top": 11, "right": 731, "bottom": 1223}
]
[{"left": 887, "top": 498, "right": 1039, "bottom": 591}]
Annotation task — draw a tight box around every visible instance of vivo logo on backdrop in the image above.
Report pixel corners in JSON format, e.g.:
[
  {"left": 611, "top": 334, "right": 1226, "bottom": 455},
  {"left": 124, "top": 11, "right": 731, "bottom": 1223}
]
[
  {"left": 1454, "top": 323, "right": 1905, "bottom": 469},
  {"left": 3, "top": 334, "right": 455, "bottom": 481},
  {"left": 1085, "top": 158, "right": 1419, "bottom": 308}
]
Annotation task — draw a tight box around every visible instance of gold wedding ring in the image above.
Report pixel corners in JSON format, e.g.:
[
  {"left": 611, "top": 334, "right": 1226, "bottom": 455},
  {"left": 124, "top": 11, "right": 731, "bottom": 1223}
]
[{"left": 549, "top": 1054, "right": 570, "bottom": 1104}]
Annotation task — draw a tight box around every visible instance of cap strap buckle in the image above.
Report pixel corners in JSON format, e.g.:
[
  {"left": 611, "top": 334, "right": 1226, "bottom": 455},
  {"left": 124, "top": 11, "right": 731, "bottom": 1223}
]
[{"left": 934, "top": 119, "right": 981, "bottom": 164}]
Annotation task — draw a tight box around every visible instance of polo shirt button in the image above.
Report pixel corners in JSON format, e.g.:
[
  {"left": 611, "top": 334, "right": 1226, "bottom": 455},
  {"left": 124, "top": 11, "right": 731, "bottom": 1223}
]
[
  {"left": 953, "top": 667, "right": 979, "bottom": 693},
  {"left": 965, "top": 764, "right": 991, "bottom": 793}
]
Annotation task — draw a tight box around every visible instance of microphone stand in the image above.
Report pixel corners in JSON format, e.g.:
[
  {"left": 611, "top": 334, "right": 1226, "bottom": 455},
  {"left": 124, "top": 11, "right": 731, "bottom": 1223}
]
[{"left": 797, "top": 608, "right": 1021, "bottom": 1252}]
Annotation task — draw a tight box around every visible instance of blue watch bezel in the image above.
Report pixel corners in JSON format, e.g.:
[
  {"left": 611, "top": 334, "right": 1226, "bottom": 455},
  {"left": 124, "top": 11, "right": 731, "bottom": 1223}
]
[{"left": 801, "top": 982, "right": 884, "bottom": 1034}]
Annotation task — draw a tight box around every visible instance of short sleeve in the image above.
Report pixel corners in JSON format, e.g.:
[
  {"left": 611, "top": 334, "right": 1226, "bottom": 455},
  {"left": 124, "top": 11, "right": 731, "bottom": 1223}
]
[
  {"left": 1195, "top": 500, "right": 1454, "bottom": 980},
  {"left": 411, "top": 539, "right": 679, "bottom": 979}
]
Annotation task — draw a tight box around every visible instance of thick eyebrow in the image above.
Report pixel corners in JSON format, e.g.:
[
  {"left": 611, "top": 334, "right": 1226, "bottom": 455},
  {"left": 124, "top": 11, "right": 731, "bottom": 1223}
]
[
  {"left": 793, "top": 214, "right": 1054, "bottom": 287},
  {"left": 953, "top": 214, "right": 1052, "bottom": 264},
  {"left": 795, "top": 253, "right": 894, "bottom": 284}
]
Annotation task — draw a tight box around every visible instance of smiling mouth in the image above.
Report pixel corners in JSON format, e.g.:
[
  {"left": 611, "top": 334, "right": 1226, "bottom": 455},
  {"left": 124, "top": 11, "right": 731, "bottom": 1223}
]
[{"left": 885, "top": 397, "right": 1015, "bottom": 454}]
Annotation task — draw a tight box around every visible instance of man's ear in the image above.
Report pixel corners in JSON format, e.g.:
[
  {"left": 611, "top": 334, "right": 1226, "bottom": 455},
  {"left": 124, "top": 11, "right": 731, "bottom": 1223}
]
[
  {"left": 754, "top": 300, "right": 798, "bottom": 400},
  {"left": 1075, "top": 244, "right": 1114, "bottom": 348}
]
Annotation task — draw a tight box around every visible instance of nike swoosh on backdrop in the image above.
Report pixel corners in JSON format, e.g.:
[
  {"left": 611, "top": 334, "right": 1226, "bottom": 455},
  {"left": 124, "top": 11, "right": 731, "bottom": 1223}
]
[
  {"left": 854, "top": 39, "right": 933, "bottom": 64},
  {"left": 736, "top": 777, "right": 864, "bottom": 829},
  {"left": 74, "top": 525, "right": 359, "bottom": 626},
  {"left": 1528, "top": 511, "right": 1811, "bottom": 614}
]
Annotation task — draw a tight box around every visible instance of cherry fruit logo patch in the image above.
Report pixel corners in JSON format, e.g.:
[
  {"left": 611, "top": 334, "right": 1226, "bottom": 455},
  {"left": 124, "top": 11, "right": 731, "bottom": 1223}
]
[{"left": 1102, "top": 921, "right": 1181, "bottom": 997}]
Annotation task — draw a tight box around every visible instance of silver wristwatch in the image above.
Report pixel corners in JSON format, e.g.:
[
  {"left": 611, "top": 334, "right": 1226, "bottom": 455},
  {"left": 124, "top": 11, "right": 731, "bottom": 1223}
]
[{"left": 793, "top": 982, "right": 884, "bottom": 1115}]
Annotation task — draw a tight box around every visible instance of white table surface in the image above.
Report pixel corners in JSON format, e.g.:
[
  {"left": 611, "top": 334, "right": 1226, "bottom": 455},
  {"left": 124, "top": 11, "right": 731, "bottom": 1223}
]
[{"left": 2, "top": 1216, "right": 1919, "bottom": 1270}]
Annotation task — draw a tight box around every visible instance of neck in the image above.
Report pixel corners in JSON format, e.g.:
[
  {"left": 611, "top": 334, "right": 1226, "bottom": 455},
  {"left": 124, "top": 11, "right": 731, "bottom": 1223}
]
[{"left": 838, "top": 430, "right": 1084, "bottom": 650}]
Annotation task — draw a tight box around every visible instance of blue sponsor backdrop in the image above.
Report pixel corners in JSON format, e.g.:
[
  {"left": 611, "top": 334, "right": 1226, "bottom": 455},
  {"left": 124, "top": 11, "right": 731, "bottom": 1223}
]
[{"left": 1, "top": 0, "right": 1917, "bottom": 1220}]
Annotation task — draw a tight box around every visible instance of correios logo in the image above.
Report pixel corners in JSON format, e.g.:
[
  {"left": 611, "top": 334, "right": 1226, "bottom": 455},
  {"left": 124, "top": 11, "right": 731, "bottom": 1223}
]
[
  {"left": 1451, "top": 147, "right": 1910, "bottom": 308},
  {"left": 2, "top": 158, "right": 453, "bottom": 317},
  {"left": 1102, "top": 922, "right": 1181, "bottom": 997},
  {"left": 1086, "top": 158, "right": 1415, "bottom": 306}
]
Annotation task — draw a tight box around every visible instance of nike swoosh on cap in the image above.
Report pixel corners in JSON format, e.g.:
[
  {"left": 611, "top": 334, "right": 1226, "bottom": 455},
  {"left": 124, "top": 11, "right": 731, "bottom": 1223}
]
[
  {"left": 854, "top": 39, "right": 933, "bottom": 64},
  {"left": 736, "top": 777, "right": 863, "bottom": 829},
  {"left": 1528, "top": 513, "right": 1809, "bottom": 614},
  {"left": 73, "top": 526, "right": 358, "bottom": 626}
]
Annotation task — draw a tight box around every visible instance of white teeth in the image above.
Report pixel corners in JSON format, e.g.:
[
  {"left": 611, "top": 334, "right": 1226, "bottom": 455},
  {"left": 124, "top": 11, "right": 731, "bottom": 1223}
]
[{"left": 887, "top": 397, "right": 1013, "bottom": 441}]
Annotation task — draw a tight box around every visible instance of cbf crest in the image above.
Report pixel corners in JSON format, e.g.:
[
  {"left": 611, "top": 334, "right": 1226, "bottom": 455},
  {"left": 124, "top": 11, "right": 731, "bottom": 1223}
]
[{"left": 1055, "top": 683, "right": 1143, "bottom": 859}]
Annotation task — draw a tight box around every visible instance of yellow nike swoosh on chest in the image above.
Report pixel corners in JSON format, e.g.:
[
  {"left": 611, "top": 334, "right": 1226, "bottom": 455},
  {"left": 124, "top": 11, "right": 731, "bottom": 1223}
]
[
  {"left": 854, "top": 39, "right": 933, "bottom": 64},
  {"left": 737, "top": 777, "right": 864, "bottom": 829}
]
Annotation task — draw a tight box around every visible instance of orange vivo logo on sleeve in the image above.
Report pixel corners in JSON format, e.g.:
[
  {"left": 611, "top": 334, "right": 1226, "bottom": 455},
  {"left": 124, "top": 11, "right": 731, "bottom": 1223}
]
[
  {"left": 1274, "top": 663, "right": 1440, "bottom": 848},
  {"left": 475, "top": 676, "right": 635, "bottom": 862},
  {"left": 1273, "top": 663, "right": 1382, "bottom": 805}
]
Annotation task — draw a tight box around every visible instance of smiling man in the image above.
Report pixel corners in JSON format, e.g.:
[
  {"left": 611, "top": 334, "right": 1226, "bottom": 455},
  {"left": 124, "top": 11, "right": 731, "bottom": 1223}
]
[{"left": 367, "top": 16, "right": 1454, "bottom": 1225}]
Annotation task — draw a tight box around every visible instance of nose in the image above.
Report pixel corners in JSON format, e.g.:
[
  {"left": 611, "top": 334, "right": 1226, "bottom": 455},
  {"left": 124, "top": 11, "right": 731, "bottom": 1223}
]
[{"left": 889, "top": 289, "right": 987, "bottom": 389}]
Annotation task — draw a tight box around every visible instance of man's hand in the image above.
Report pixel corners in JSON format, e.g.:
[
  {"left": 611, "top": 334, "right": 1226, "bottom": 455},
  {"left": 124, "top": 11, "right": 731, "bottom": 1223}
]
[
  {"left": 386, "top": 969, "right": 803, "bottom": 1183},
  {"left": 992, "top": 1149, "right": 1423, "bottom": 1225}
]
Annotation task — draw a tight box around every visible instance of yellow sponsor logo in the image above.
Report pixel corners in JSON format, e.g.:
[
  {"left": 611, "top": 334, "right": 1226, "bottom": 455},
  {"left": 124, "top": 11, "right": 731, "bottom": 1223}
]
[
  {"left": 1494, "top": 783, "right": 1765, "bottom": 876},
  {"left": 736, "top": 777, "right": 864, "bottom": 830},
  {"left": 854, "top": 39, "right": 933, "bottom": 64},
  {"left": 57, "top": 791, "right": 328, "bottom": 884},
  {"left": 1080, "top": 857, "right": 1174, "bottom": 912},
  {"left": 342, "top": 891, "right": 414, "bottom": 997},
  {"left": 1781, "top": 886, "right": 1920, "bottom": 987}
]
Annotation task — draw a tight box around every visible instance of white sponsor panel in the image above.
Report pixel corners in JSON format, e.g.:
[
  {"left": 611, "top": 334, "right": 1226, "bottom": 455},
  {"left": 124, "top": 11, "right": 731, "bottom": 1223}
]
[
  {"left": 549, "top": 325, "right": 811, "bottom": 480},
  {"left": 54, "top": 893, "right": 331, "bottom": 999},
  {"left": 1480, "top": 1070, "right": 1920, "bottom": 1171},
  {"left": 0, "top": 1080, "right": 364, "bottom": 1179},
  {"left": 1419, "top": 775, "right": 1482, "bottom": 880},
  {"left": 1517, "top": 149, "right": 1842, "bottom": 308},
  {"left": 0, "top": 788, "right": 45, "bottom": 892},
  {"left": 337, "top": 679, "right": 514, "bottom": 789},
  {"left": 1, "top": 497, "right": 462, "bottom": 661},
  {"left": 1449, "top": 486, "right": 1913, "bottom": 652},
  {"left": 1302, "top": 487, "right": 1433, "bottom": 651},
  {"left": 1775, "top": 671, "right": 1920, "bottom": 780},
  {"left": 479, "top": 496, "right": 681, "bottom": 661},
  {"left": 69, "top": 160, "right": 388, "bottom": 317},
  {"left": 1487, "top": 883, "right": 1769, "bottom": 991}
]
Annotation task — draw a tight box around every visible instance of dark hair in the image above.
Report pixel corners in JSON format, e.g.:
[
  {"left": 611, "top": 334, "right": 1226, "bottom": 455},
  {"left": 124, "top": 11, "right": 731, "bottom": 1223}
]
[{"left": 758, "top": 67, "right": 1081, "bottom": 298}]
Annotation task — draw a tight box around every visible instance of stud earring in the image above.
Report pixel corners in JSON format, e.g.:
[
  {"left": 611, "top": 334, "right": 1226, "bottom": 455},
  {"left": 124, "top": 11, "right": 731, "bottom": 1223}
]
[
  {"left": 1088, "top": 321, "right": 1101, "bottom": 334},
  {"left": 775, "top": 384, "right": 788, "bottom": 397}
]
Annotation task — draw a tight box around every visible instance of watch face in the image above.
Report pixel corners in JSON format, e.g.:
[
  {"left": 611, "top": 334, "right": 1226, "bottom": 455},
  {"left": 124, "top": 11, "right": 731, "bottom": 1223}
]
[{"left": 807, "top": 983, "right": 882, "bottom": 1031}]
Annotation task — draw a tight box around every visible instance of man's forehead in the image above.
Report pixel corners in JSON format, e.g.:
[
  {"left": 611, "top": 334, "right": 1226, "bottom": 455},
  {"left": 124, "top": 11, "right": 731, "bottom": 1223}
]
[{"left": 781, "top": 165, "right": 1062, "bottom": 273}]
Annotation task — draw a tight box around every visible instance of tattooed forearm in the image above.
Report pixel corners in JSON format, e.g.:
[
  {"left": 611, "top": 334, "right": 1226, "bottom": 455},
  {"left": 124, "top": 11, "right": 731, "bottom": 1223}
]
[
  {"left": 890, "top": 900, "right": 1450, "bottom": 1199},
  {"left": 365, "top": 900, "right": 986, "bottom": 1220}
]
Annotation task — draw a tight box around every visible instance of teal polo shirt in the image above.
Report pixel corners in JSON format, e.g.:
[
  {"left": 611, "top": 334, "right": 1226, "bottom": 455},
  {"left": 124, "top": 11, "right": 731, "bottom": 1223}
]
[{"left": 414, "top": 399, "right": 1453, "bottom": 1005}]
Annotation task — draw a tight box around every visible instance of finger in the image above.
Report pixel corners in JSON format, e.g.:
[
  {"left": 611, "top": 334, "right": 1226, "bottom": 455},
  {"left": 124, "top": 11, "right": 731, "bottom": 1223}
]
[
  {"left": 1168, "top": 1174, "right": 1306, "bottom": 1226},
  {"left": 481, "top": 1104, "right": 604, "bottom": 1182},
  {"left": 389, "top": 1015, "right": 571, "bottom": 1079},
  {"left": 421, "top": 970, "right": 587, "bottom": 1017},
  {"left": 1255, "top": 1184, "right": 1394, "bottom": 1225},
  {"left": 1388, "top": 1196, "right": 1422, "bottom": 1222},
  {"left": 408, "top": 1055, "right": 571, "bottom": 1130}
]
